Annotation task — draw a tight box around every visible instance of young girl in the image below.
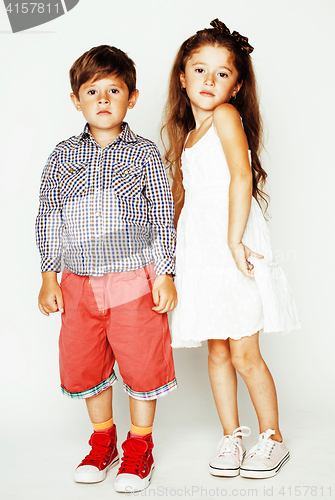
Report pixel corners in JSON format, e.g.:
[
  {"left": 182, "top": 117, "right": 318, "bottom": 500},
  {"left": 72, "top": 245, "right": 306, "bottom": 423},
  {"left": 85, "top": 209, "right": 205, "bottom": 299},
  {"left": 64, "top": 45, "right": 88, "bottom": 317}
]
[{"left": 161, "top": 19, "right": 300, "bottom": 479}]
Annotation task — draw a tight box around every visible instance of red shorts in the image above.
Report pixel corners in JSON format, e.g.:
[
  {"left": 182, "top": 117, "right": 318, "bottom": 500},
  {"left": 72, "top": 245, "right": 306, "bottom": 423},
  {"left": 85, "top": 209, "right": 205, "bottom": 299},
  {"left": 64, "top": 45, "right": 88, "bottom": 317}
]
[{"left": 59, "top": 264, "right": 177, "bottom": 400}]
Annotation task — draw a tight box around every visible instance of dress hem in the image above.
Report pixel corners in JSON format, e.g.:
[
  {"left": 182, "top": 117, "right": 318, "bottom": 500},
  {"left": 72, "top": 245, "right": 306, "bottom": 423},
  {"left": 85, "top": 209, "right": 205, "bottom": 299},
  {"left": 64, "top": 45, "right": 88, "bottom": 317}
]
[{"left": 171, "top": 321, "right": 301, "bottom": 348}]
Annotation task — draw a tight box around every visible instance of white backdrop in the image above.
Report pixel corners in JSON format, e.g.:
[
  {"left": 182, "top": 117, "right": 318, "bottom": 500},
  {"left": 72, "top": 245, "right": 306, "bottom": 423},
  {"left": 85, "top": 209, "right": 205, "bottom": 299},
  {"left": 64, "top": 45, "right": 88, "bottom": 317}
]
[{"left": 0, "top": 0, "right": 334, "bottom": 498}]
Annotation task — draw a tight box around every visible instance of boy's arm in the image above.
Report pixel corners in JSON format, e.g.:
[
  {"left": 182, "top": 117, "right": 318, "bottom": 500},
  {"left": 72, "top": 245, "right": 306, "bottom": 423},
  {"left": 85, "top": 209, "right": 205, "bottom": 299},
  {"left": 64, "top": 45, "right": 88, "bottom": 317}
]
[
  {"left": 36, "top": 151, "right": 64, "bottom": 315},
  {"left": 152, "top": 274, "right": 177, "bottom": 313},
  {"left": 38, "top": 271, "right": 64, "bottom": 316},
  {"left": 144, "top": 144, "right": 176, "bottom": 276},
  {"left": 144, "top": 145, "right": 177, "bottom": 312}
]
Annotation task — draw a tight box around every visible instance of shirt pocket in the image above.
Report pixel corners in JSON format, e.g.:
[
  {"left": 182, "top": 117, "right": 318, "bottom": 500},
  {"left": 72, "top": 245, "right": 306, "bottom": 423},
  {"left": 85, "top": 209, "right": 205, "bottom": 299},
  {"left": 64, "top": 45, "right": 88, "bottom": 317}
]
[
  {"left": 59, "top": 162, "right": 87, "bottom": 200},
  {"left": 112, "top": 162, "right": 143, "bottom": 198}
]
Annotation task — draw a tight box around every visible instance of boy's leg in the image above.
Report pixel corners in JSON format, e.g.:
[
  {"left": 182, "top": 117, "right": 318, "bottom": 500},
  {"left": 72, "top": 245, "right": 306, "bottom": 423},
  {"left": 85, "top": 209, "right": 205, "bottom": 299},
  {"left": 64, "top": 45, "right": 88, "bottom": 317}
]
[
  {"left": 115, "top": 398, "right": 156, "bottom": 493},
  {"left": 59, "top": 271, "right": 119, "bottom": 484},
  {"left": 74, "top": 387, "right": 119, "bottom": 484},
  {"left": 110, "top": 265, "right": 176, "bottom": 493},
  {"left": 86, "top": 386, "right": 113, "bottom": 424},
  {"left": 85, "top": 391, "right": 157, "bottom": 434},
  {"left": 129, "top": 397, "right": 156, "bottom": 434}
]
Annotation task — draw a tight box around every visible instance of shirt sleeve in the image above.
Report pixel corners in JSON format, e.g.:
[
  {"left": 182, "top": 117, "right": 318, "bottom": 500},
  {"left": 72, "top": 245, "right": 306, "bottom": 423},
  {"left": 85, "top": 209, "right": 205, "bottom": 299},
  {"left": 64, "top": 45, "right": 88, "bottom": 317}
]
[
  {"left": 144, "top": 144, "right": 176, "bottom": 276},
  {"left": 35, "top": 150, "right": 63, "bottom": 273}
]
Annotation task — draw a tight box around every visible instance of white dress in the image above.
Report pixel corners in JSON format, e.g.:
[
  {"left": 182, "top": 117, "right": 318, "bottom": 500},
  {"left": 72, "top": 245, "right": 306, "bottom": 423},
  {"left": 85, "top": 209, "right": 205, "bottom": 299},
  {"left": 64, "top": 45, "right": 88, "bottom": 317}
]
[{"left": 170, "top": 125, "right": 301, "bottom": 348}]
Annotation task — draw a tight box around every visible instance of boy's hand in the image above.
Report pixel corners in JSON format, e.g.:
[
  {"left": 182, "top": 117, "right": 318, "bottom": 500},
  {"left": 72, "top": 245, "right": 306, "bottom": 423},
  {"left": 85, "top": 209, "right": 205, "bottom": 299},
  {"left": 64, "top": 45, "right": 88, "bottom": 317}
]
[
  {"left": 152, "top": 274, "right": 177, "bottom": 313},
  {"left": 38, "top": 272, "right": 64, "bottom": 316}
]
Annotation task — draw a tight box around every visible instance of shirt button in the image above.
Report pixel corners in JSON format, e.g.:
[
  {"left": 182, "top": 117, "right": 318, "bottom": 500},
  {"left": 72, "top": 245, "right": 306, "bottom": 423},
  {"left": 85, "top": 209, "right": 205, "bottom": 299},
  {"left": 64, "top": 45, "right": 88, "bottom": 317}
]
[
  {"left": 69, "top": 168, "right": 73, "bottom": 173},
  {"left": 124, "top": 170, "right": 129, "bottom": 176},
  {"left": 95, "top": 211, "right": 101, "bottom": 217}
]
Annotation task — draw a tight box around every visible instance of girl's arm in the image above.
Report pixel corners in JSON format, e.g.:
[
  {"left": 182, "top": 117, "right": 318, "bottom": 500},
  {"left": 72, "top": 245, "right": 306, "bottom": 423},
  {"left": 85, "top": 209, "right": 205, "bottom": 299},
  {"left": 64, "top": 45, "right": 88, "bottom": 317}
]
[{"left": 213, "top": 104, "right": 263, "bottom": 278}]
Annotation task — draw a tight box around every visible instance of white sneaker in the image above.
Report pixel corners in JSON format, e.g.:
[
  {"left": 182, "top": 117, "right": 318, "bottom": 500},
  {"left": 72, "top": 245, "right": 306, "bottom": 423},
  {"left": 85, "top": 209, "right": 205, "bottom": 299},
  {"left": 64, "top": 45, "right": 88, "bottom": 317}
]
[
  {"left": 209, "top": 426, "right": 251, "bottom": 477},
  {"left": 240, "top": 429, "right": 290, "bottom": 479}
]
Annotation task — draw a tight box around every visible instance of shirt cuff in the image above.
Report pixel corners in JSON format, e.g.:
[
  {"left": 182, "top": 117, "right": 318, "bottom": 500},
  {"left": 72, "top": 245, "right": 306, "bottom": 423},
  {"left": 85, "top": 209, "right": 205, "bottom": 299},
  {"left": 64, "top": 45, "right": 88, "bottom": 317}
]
[
  {"left": 40, "top": 256, "right": 62, "bottom": 273},
  {"left": 154, "top": 260, "right": 175, "bottom": 277}
]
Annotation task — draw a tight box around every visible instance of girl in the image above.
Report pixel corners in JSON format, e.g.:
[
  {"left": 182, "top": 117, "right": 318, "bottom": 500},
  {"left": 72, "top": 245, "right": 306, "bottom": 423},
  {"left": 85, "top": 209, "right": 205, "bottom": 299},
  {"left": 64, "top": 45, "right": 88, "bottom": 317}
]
[{"left": 161, "top": 19, "right": 300, "bottom": 479}]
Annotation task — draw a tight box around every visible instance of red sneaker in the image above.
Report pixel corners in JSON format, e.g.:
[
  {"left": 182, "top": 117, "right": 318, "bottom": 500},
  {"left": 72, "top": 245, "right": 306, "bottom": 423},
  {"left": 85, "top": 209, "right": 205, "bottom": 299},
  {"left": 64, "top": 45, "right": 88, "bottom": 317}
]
[
  {"left": 114, "top": 433, "right": 154, "bottom": 492},
  {"left": 74, "top": 425, "right": 119, "bottom": 483}
]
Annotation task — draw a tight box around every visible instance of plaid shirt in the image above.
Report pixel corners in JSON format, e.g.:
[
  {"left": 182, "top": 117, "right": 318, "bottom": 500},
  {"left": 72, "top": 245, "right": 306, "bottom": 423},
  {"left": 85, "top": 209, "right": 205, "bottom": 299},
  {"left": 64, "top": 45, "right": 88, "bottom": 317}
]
[{"left": 36, "top": 122, "right": 176, "bottom": 276}]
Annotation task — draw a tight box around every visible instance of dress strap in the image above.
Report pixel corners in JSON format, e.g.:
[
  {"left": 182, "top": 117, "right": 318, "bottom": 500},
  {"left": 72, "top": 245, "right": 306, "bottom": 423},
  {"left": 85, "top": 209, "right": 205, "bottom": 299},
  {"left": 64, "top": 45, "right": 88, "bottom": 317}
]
[{"left": 183, "top": 130, "right": 193, "bottom": 150}]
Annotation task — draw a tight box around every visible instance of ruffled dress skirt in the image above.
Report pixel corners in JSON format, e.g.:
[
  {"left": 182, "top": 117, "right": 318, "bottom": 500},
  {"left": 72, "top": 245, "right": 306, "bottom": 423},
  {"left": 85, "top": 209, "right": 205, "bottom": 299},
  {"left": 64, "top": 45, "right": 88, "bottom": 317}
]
[{"left": 170, "top": 126, "right": 300, "bottom": 348}]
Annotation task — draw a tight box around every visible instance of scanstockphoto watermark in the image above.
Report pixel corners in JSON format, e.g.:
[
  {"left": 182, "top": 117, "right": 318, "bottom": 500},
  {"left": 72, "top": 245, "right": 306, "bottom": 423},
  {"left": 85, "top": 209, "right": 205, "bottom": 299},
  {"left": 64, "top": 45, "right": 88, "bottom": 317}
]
[
  {"left": 125, "top": 486, "right": 260, "bottom": 497},
  {"left": 3, "top": 0, "right": 80, "bottom": 32},
  {"left": 273, "top": 249, "right": 297, "bottom": 263},
  {"left": 125, "top": 485, "right": 333, "bottom": 497}
]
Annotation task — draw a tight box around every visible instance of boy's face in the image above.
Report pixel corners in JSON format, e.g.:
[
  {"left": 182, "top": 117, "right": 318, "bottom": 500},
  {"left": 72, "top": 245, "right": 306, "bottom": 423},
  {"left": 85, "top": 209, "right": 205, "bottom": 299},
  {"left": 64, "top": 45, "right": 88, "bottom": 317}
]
[{"left": 71, "top": 74, "right": 138, "bottom": 143}]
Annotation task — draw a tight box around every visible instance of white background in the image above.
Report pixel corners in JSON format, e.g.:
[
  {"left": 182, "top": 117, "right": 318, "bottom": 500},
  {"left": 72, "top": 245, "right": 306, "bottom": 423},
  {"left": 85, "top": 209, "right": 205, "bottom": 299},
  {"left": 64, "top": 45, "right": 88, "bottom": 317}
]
[{"left": 0, "top": 1, "right": 334, "bottom": 498}]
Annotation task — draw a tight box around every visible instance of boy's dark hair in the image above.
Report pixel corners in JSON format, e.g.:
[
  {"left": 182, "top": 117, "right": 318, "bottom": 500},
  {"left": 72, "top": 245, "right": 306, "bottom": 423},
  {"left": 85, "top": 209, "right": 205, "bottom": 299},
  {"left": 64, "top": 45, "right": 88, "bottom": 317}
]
[{"left": 70, "top": 45, "right": 136, "bottom": 98}]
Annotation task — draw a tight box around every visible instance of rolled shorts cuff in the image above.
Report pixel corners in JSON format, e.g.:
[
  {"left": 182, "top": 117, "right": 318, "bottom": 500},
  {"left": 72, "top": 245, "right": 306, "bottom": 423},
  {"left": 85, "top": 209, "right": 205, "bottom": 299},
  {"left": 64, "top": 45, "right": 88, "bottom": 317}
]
[
  {"left": 61, "top": 371, "right": 118, "bottom": 399},
  {"left": 123, "top": 378, "right": 178, "bottom": 401}
]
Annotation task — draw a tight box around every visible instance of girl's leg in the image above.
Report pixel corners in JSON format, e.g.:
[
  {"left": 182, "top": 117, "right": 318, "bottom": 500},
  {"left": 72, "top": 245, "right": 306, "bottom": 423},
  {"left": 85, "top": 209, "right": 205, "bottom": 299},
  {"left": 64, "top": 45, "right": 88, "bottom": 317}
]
[
  {"left": 229, "top": 333, "right": 282, "bottom": 442},
  {"left": 208, "top": 339, "right": 239, "bottom": 434}
]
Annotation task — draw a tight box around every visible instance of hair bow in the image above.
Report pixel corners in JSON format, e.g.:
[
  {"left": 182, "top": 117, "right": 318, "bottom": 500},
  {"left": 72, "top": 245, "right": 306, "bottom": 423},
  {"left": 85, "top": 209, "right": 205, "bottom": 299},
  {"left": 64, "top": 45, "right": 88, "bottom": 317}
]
[{"left": 210, "top": 18, "right": 254, "bottom": 54}]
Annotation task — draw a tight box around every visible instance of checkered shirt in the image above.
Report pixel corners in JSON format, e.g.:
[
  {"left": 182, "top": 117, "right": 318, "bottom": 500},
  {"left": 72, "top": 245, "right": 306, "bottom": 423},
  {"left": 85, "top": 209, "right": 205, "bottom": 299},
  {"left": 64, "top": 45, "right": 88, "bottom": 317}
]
[{"left": 36, "top": 122, "right": 176, "bottom": 276}]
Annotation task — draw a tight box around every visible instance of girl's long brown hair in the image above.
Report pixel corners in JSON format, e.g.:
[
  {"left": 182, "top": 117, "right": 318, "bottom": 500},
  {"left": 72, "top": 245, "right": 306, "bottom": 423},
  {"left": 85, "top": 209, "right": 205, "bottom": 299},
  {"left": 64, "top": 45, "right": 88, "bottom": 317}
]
[{"left": 161, "top": 26, "right": 269, "bottom": 220}]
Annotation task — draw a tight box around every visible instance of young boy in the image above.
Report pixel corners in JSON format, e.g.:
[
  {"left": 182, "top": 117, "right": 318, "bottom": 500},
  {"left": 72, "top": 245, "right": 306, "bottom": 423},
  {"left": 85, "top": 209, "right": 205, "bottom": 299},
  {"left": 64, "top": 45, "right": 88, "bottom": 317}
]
[{"left": 36, "top": 45, "right": 177, "bottom": 493}]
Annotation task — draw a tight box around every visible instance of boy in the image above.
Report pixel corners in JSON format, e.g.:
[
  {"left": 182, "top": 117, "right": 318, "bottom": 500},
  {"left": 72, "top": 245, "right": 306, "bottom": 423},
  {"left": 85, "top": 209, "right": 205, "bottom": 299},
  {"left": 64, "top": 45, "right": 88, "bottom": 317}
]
[{"left": 36, "top": 45, "right": 177, "bottom": 493}]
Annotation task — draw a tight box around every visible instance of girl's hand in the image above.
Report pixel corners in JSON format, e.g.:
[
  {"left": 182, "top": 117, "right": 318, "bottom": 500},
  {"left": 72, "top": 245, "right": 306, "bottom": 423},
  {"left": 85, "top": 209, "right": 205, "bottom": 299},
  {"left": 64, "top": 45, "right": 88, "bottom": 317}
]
[{"left": 229, "top": 242, "right": 263, "bottom": 279}]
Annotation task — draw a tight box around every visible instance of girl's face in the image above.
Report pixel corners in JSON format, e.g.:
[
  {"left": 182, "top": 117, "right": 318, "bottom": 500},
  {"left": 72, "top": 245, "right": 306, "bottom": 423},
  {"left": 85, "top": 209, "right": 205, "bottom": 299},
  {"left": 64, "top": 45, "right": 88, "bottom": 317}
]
[{"left": 180, "top": 45, "right": 242, "bottom": 115}]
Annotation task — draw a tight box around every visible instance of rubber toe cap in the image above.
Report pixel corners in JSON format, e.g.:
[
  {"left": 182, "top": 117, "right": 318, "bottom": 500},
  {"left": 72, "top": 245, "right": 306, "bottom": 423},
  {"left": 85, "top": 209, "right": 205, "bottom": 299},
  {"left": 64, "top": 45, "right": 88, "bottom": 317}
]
[
  {"left": 114, "top": 473, "right": 149, "bottom": 493},
  {"left": 74, "top": 465, "right": 105, "bottom": 483}
]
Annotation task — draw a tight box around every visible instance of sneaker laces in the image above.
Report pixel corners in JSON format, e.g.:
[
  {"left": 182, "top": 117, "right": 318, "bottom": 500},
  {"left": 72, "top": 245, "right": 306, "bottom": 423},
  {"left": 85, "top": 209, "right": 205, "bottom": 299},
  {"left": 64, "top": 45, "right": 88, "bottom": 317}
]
[
  {"left": 80, "top": 436, "right": 113, "bottom": 468},
  {"left": 119, "top": 448, "right": 149, "bottom": 475},
  {"left": 248, "top": 429, "right": 276, "bottom": 459},
  {"left": 80, "top": 443, "right": 112, "bottom": 467},
  {"left": 215, "top": 426, "right": 251, "bottom": 460}
]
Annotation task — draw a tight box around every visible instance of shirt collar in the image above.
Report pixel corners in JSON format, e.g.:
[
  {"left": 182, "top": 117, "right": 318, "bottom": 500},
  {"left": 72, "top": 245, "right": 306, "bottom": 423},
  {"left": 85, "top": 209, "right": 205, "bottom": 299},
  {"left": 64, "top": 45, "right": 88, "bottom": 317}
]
[{"left": 78, "top": 122, "right": 138, "bottom": 145}]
